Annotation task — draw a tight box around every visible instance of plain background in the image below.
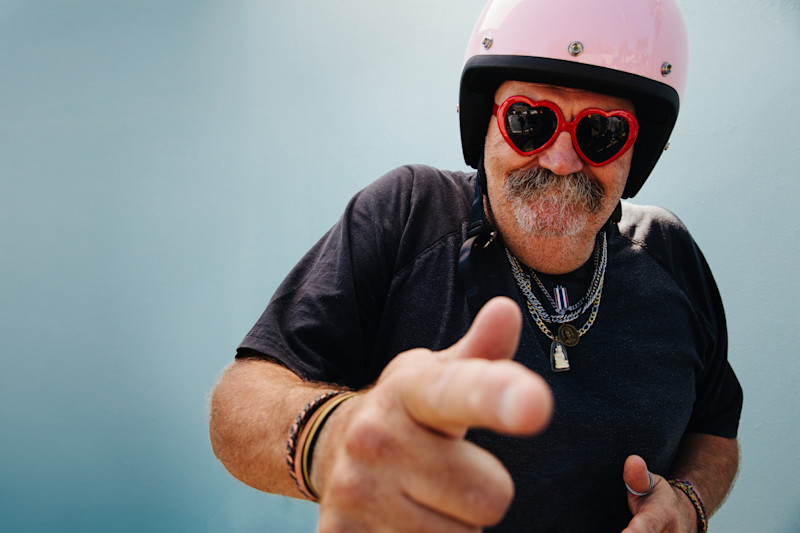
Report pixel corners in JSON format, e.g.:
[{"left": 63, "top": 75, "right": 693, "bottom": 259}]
[{"left": 1, "top": 0, "right": 798, "bottom": 531}]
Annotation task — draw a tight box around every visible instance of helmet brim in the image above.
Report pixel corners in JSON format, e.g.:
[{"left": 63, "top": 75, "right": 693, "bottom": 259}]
[{"left": 459, "top": 55, "right": 680, "bottom": 198}]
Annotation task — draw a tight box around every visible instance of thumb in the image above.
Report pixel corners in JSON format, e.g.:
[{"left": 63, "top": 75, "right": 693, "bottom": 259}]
[
  {"left": 624, "top": 455, "right": 656, "bottom": 499},
  {"left": 445, "top": 296, "right": 523, "bottom": 362}
]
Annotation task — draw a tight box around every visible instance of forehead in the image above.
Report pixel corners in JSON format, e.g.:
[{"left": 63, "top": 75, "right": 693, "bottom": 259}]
[{"left": 495, "top": 81, "right": 635, "bottom": 114}]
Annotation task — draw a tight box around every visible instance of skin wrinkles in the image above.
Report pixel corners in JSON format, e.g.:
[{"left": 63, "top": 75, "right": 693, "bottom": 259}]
[
  {"left": 209, "top": 75, "right": 740, "bottom": 533},
  {"left": 504, "top": 166, "right": 605, "bottom": 237},
  {"left": 484, "top": 81, "right": 635, "bottom": 274}
]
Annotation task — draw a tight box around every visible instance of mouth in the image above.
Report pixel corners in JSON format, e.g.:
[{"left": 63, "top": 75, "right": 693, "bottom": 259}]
[
  {"left": 503, "top": 166, "right": 604, "bottom": 236},
  {"left": 505, "top": 167, "right": 604, "bottom": 213}
]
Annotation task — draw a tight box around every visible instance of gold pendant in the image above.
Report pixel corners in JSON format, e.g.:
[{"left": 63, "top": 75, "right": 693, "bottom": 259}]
[
  {"left": 557, "top": 323, "right": 580, "bottom": 347},
  {"left": 550, "top": 340, "right": 571, "bottom": 372}
]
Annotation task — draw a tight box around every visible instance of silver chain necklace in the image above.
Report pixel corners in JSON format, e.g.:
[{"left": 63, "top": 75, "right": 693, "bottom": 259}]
[
  {"left": 528, "top": 232, "right": 606, "bottom": 317},
  {"left": 505, "top": 232, "right": 607, "bottom": 324},
  {"left": 505, "top": 232, "right": 608, "bottom": 372}
]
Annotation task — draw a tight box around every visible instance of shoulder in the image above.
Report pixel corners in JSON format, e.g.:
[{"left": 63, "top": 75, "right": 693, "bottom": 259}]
[
  {"left": 616, "top": 202, "right": 720, "bottom": 314},
  {"left": 350, "top": 164, "right": 476, "bottom": 246},
  {"left": 335, "top": 164, "right": 477, "bottom": 274},
  {"left": 617, "top": 202, "right": 691, "bottom": 244},
  {"left": 616, "top": 202, "right": 700, "bottom": 268},
  {"left": 356, "top": 164, "right": 476, "bottom": 214},
  {"left": 616, "top": 201, "right": 706, "bottom": 281}
]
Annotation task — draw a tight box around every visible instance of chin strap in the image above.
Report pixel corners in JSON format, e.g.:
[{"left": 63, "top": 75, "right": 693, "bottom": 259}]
[
  {"left": 458, "top": 157, "right": 497, "bottom": 315},
  {"left": 606, "top": 200, "right": 622, "bottom": 228}
]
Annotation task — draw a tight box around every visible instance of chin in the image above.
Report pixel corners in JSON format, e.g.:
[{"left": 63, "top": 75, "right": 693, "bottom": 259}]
[{"left": 512, "top": 200, "right": 592, "bottom": 238}]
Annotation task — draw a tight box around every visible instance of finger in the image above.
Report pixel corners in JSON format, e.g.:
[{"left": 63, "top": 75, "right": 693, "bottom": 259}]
[
  {"left": 402, "top": 435, "right": 514, "bottom": 527},
  {"left": 401, "top": 351, "right": 553, "bottom": 437},
  {"left": 623, "top": 455, "right": 654, "bottom": 497},
  {"left": 622, "top": 512, "right": 666, "bottom": 533},
  {"left": 321, "top": 396, "right": 504, "bottom": 532},
  {"left": 444, "top": 296, "right": 523, "bottom": 362},
  {"left": 320, "top": 488, "right": 481, "bottom": 533}
]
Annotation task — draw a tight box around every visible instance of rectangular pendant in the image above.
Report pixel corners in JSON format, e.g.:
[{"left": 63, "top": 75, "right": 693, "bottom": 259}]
[
  {"left": 550, "top": 340, "right": 571, "bottom": 372},
  {"left": 554, "top": 285, "right": 569, "bottom": 315}
]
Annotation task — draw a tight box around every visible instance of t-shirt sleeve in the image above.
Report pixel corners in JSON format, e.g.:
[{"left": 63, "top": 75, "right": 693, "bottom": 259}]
[
  {"left": 236, "top": 165, "right": 472, "bottom": 389},
  {"left": 236, "top": 173, "right": 406, "bottom": 387},
  {"left": 625, "top": 205, "right": 743, "bottom": 439},
  {"left": 681, "top": 240, "right": 743, "bottom": 439}
]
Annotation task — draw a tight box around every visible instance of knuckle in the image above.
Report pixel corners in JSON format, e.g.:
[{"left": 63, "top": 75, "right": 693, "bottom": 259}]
[
  {"left": 472, "top": 473, "right": 514, "bottom": 524},
  {"left": 318, "top": 512, "right": 370, "bottom": 533},
  {"left": 343, "top": 410, "right": 397, "bottom": 462},
  {"left": 449, "top": 456, "right": 514, "bottom": 526},
  {"left": 324, "top": 464, "right": 373, "bottom": 510}
]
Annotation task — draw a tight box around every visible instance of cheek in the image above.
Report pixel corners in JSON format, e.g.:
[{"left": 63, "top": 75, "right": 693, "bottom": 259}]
[
  {"left": 482, "top": 127, "right": 508, "bottom": 189},
  {"left": 483, "top": 119, "right": 506, "bottom": 157},
  {"left": 596, "top": 150, "right": 633, "bottom": 197},
  {"left": 484, "top": 124, "right": 537, "bottom": 175}
]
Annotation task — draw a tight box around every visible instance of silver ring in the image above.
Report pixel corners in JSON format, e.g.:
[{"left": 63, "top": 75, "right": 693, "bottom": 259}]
[{"left": 625, "top": 471, "right": 655, "bottom": 497}]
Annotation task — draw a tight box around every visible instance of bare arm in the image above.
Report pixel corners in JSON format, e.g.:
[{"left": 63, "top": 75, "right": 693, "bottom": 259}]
[
  {"left": 670, "top": 433, "right": 739, "bottom": 515},
  {"left": 209, "top": 297, "right": 553, "bottom": 531},
  {"left": 209, "top": 357, "right": 336, "bottom": 498}
]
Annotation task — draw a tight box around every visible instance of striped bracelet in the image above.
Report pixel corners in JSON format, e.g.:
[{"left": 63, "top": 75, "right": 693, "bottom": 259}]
[
  {"left": 299, "top": 391, "right": 359, "bottom": 499},
  {"left": 285, "top": 390, "right": 358, "bottom": 500},
  {"left": 285, "top": 391, "right": 344, "bottom": 499},
  {"left": 668, "top": 478, "right": 708, "bottom": 533}
]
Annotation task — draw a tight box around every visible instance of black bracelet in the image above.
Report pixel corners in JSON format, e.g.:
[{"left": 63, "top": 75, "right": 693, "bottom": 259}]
[
  {"left": 285, "top": 391, "right": 344, "bottom": 498},
  {"left": 300, "top": 391, "right": 359, "bottom": 499}
]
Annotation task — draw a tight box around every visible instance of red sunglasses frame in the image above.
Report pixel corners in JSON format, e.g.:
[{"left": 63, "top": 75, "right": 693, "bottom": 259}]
[{"left": 493, "top": 95, "right": 639, "bottom": 166}]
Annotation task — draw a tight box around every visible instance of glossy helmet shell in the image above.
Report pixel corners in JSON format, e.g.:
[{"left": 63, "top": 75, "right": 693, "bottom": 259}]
[{"left": 459, "top": 0, "right": 688, "bottom": 198}]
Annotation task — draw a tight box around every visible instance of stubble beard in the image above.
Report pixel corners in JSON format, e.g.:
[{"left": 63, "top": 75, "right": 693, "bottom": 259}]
[{"left": 504, "top": 166, "right": 605, "bottom": 237}]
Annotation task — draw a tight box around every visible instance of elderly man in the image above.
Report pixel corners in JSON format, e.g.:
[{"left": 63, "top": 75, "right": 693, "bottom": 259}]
[{"left": 210, "top": 0, "right": 742, "bottom": 531}]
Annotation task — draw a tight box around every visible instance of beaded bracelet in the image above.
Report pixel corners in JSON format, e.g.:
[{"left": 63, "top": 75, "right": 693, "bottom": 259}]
[{"left": 668, "top": 478, "right": 708, "bottom": 533}]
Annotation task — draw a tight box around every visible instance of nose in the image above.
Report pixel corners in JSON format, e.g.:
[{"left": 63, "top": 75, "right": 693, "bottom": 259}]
[{"left": 537, "top": 131, "right": 584, "bottom": 176}]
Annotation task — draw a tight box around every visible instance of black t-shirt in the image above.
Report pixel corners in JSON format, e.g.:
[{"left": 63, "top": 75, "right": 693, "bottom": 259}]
[{"left": 239, "top": 164, "right": 743, "bottom": 531}]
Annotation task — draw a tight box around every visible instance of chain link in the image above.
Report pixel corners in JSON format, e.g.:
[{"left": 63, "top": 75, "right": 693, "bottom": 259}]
[
  {"left": 506, "top": 241, "right": 605, "bottom": 342},
  {"left": 529, "top": 232, "right": 606, "bottom": 316}
]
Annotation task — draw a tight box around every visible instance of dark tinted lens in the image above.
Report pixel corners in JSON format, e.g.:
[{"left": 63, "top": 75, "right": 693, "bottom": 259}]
[
  {"left": 576, "top": 114, "right": 630, "bottom": 163},
  {"left": 505, "top": 103, "right": 558, "bottom": 153}
]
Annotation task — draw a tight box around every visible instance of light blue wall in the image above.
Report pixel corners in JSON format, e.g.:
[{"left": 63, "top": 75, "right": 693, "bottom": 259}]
[{"left": 1, "top": 0, "right": 797, "bottom": 531}]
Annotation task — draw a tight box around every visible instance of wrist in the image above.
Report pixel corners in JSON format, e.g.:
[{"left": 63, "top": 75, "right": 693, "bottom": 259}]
[
  {"left": 286, "top": 391, "right": 358, "bottom": 500},
  {"left": 668, "top": 478, "right": 708, "bottom": 533},
  {"left": 308, "top": 392, "right": 361, "bottom": 497}
]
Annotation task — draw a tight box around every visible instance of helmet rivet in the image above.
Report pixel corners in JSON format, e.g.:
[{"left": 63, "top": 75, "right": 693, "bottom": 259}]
[
  {"left": 482, "top": 36, "right": 493, "bottom": 50},
  {"left": 661, "top": 62, "right": 673, "bottom": 76},
  {"left": 568, "top": 41, "right": 584, "bottom": 56}
]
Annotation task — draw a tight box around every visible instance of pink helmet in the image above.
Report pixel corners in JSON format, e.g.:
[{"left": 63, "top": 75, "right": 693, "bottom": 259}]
[{"left": 459, "top": 0, "right": 688, "bottom": 198}]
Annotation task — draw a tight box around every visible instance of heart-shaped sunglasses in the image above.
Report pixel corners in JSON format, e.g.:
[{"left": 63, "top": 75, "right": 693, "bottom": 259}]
[{"left": 494, "top": 95, "right": 639, "bottom": 166}]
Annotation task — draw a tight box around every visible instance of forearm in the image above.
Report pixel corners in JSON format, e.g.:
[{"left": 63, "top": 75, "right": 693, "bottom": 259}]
[
  {"left": 669, "top": 432, "right": 740, "bottom": 516},
  {"left": 208, "top": 357, "right": 340, "bottom": 498}
]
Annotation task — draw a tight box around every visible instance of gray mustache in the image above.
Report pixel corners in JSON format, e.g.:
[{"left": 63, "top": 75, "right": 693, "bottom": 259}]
[{"left": 505, "top": 167, "right": 604, "bottom": 213}]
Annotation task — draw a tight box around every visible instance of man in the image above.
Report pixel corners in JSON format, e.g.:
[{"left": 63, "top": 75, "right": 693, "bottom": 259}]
[{"left": 210, "top": 0, "right": 743, "bottom": 531}]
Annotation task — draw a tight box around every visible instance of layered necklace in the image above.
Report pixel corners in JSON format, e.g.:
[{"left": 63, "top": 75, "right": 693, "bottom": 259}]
[{"left": 505, "top": 232, "right": 607, "bottom": 372}]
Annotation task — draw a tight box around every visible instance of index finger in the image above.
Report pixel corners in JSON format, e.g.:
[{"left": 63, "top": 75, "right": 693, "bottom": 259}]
[{"left": 401, "top": 352, "right": 553, "bottom": 438}]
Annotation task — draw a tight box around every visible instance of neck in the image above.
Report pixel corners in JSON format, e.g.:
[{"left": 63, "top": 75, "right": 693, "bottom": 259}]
[{"left": 503, "top": 232, "right": 597, "bottom": 274}]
